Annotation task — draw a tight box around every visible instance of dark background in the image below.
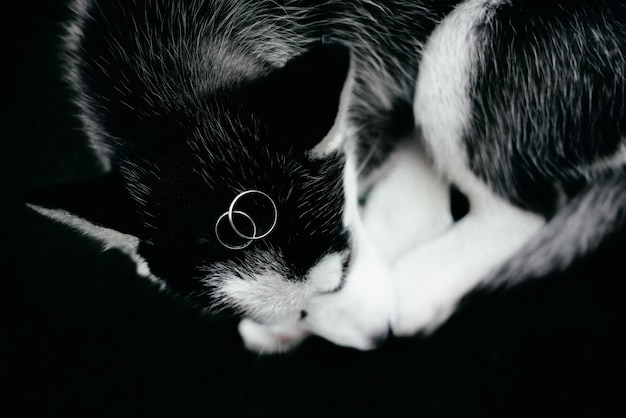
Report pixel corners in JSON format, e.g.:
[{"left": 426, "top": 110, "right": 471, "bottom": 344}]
[{"left": 3, "top": 1, "right": 625, "bottom": 417}]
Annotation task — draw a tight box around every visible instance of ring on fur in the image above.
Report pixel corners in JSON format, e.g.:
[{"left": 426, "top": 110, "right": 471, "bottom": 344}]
[
  {"left": 215, "top": 210, "right": 256, "bottom": 250},
  {"left": 215, "top": 190, "right": 278, "bottom": 250}
]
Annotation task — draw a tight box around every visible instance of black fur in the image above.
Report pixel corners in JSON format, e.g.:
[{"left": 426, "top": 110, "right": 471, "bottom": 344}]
[
  {"left": 94, "top": 45, "right": 353, "bottom": 298},
  {"left": 66, "top": 0, "right": 455, "bottom": 309},
  {"left": 32, "top": 0, "right": 625, "bottom": 346},
  {"left": 466, "top": 0, "right": 626, "bottom": 216}
]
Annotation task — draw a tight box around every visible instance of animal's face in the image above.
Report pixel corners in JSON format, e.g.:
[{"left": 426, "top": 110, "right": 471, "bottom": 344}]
[
  {"left": 69, "top": 44, "right": 393, "bottom": 350},
  {"left": 129, "top": 115, "right": 353, "bottom": 325}
]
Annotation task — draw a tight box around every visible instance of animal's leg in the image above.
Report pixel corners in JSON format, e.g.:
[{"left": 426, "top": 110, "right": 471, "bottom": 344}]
[
  {"left": 390, "top": 183, "right": 545, "bottom": 336},
  {"left": 361, "top": 136, "right": 453, "bottom": 265}
]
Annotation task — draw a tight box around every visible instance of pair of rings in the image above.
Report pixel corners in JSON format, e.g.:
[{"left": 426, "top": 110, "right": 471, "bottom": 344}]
[{"left": 215, "top": 190, "right": 278, "bottom": 250}]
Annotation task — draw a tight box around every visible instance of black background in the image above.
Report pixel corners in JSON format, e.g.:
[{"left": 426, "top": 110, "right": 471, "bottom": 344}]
[{"left": 3, "top": 1, "right": 625, "bottom": 417}]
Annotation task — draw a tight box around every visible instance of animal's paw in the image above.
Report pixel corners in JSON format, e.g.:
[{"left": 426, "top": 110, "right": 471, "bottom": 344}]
[
  {"left": 238, "top": 319, "right": 311, "bottom": 354},
  {"left": 389, "top": 252, "right": 460, "bottom": 337},
  {"left": 390, "top": 290, "right": 456, "bottom": 337}
]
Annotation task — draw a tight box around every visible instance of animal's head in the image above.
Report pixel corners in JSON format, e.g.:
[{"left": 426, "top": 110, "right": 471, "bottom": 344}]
[{"left": 32, "top": 41, "right": 393, "bottom": 353}]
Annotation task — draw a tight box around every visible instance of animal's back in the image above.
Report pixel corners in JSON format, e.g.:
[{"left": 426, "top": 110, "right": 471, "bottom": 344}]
[{"left": 66, "top": 0, "right": 457, "bottom": 172}]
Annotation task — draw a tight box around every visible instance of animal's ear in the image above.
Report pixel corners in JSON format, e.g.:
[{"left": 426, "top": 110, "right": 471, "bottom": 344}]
[{"left": 247, "top": 44, "right": 352, "bottom": 157}]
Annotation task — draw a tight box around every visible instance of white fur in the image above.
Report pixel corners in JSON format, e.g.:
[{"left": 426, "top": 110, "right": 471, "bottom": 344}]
[
  {"left": 237, "top": 133, "right": 459, "bottom": 352},
  {"left": 56, "top": 0, "right": 625, "bottom": 355},
  {"left": 390, "top": 0, "right": 546, "bottom": 336},
  {"left": 55, "top": 0, "right": 545, "bottom": 351},
  {"left": 237, "top": 150, "right": 396, "bottom": 352},
  {"left": 207, "top": 253, "right": 305, "bottom": 323},
  {"left": 238, "top": 318, "right": 310, "bottom": 354},
  {"left": 414, "top": 0, "right": 485, "bottom": 189},
  {"left": 390, "top": 193, "right": 544, "bottom": 335},
  {"left": 362, "top": 136, "right": 453, "bottom": 265},
  {"left": 238, "top": 220, "right": 395, "bottom": 353},
  {"left": 208, "top": 251, "right": 345, "bottom": 324},
  {"left": 300, "top": 217, "right": 393, "bottom": 350},
  {"left": 307, "top": 253, "right": 346, "bottom": 292},
  {"left": 227, "top": 61, "right": 404, "bottom": 352},
  {"left": 299, "top": 139, "right": 459, "bottom": 349},
  {"left": 341, "top": 139, "right": 362, "bottom": 228}
]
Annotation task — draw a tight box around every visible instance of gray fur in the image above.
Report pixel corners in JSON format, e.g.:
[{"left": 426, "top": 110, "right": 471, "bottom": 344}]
[
  {"left": 50, "top": 0, "right": 626, "bottom": 350},
  {"left": 464, "top": 0, "right": 626, "bottom": 282},
  {"left": 391, "top": 0, "right": 626, "bottom": 337},
  {"left": 63, "top": 0, "right": 454, "bottom": 174},
  {"left": 487, "top": 170, "right": 626, "bottom": 286}
]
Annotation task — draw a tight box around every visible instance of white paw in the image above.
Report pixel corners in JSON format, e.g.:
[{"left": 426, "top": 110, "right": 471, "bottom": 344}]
[
  {"left": 361, "top": 139, "right": 452, "bottom": 265},
  {"left": 238, "top": 319, "right": 311, "bottom": 354},
  {"left": 389, "top": 246, "right": 466, "bottom": 337},
  {"left": 390, "top": 283, "right": 457, "bottom": 337},
  {"left": 390, "top": 267, "right": 457, "bottom": 337}
]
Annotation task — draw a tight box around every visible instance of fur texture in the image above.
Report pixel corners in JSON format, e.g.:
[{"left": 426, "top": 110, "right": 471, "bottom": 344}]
[
  {"left": 33, "top": 0, "right": 626, "bottom": 352},
  {"left": 392, "top": 0, "right": 626, "bottom": 335},
  {"left": 53, "top": 0, "right": 457, "bottom": 352}
]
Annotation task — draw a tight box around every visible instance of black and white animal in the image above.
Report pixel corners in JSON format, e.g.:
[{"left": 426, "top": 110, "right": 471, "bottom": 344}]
[{"left": 31, "top": 0, "right": 626, "bottom": 353}]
